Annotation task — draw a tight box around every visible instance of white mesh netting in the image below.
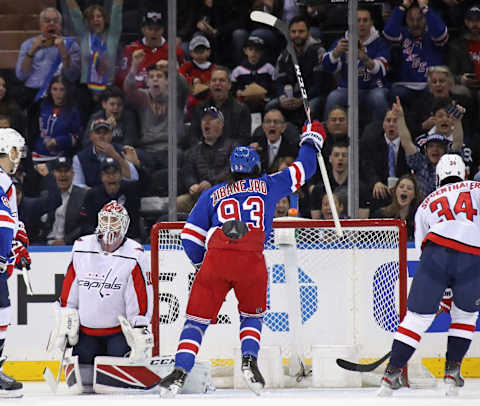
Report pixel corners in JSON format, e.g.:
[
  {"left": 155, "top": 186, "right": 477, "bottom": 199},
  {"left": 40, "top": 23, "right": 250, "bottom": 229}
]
[{"left": 152, "top": 220, "right": 407, "bottom": 386}]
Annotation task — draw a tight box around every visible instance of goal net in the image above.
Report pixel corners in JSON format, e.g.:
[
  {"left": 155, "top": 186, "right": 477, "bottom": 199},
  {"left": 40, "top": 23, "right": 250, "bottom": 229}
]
[{"left": 150, "top": 219, "right": 408, "bottom": 388}]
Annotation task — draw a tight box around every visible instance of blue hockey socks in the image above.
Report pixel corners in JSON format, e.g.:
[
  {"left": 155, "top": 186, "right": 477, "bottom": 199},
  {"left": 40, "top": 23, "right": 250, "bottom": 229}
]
[
  {"left": 240, "top": 316, "right": 262, "bottom": 358},
  {"left": 174, "top": 319, "right": 208, "bottom": 373}
]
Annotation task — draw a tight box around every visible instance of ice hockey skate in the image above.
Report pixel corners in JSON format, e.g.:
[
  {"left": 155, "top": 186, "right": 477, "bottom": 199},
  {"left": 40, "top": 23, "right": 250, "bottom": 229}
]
[
  {"left": 241, "top": 355, "right": 265, "bottom": 395},
  {"left": 377, "top": 364, "right": 403, "bottom": 397},
  {"left": 0, "top": 356, "right": 22, "bottom": 398},
  {"left": 158, "top": 368, "right": 187, "bottom": 397},
  {"left": 444, "top": 360, "right": 464, "bottom": 396}
]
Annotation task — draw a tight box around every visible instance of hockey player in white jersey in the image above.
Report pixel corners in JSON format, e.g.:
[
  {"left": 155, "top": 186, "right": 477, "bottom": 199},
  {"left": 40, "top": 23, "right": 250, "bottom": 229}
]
[
  {"left": 48, "top": 201, "right": 154, "bottom": 393},
  {"left": 0, "top": 129, "right": 30, "bottom": 398},
  {"left": 379, "top": 154, "right": 480, "bottom": 397}
]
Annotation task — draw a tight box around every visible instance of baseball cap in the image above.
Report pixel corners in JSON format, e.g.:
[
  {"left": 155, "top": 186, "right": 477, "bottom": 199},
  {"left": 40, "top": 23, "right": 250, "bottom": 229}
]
[
  {"left": 101, "top": 157, "right": 121, "bottom": 172},
  {"left": 244, "top": 36, "right": 264, "bottom": 49},
  {"left": 465, "top": 5, "right": 480, "bottom": 20},
  {"left": 189, "top": 35, "right": 211, "bottom": 52},
  {"left": 90, "top": 119, "right": 111, "bottom": 132},
  {"left": 54, "top": 156, "right": 72, "bottom": 171},
  {"left": 201, "top": 106, "right": 224, "bottom": 121},
  {"left": 142, "top": 10, "right": 164, "bottom": 27}
]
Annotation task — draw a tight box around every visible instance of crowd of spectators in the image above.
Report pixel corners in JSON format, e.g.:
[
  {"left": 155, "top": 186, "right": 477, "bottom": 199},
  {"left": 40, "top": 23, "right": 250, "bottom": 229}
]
[{"left": 3, "top": 0, "right": 480, "bottom": 243}]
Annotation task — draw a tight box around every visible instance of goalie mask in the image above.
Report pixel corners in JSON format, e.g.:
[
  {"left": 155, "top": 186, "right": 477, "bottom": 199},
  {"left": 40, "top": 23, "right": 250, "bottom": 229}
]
[
  {"left": 0, "top": 128, "right": 26, "bottom": 175},
  {"left": 96, "top": 200, "right": 130, "bottom": 253},
  {"left": 436, "top": 154, "right": 466, "bottom": 187}
]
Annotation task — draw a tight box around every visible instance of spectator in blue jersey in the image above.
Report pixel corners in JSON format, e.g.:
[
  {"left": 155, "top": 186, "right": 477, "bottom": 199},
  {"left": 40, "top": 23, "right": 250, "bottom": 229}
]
[
  {"left": 177, "top": 106, "right": 236, "bottom": 214},
  {"left": 393, "top": 96, "right": 464, "bottom": 196},
  {"left": 15, "top": 7, "right": 80, "bottom": 109},
  {"left": 29, "top": 75, "right": 83, "bottom": 164},
  {"left": 72, "top": 119, "right": 139, "bottom": 189},
  {"left": 383, "top": 0, "right": 449, "bottom": 109},
  {"left": 270, "top": 15, "right": 330, "bottom": 127},
  {"left": 323, "top": 7, "right": 390, "bottom": 124},
  {"left": 231, "top": 36, "right": 275, "bottom": 114}
]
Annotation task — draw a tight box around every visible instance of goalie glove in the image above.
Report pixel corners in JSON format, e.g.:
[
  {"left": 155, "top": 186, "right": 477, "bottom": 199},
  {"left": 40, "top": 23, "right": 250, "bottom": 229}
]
[
  {"left": 119, "top": 315, "right": 154, "bottom": 363},
  {"left": 46, "top": 303, "right": 79, "bottom": 352},
  {"left": 299, "top": 120, "right": 326, "bottom": 153},
  {"left": 439, "top": 288, "right": 453, "bottom": 314}
]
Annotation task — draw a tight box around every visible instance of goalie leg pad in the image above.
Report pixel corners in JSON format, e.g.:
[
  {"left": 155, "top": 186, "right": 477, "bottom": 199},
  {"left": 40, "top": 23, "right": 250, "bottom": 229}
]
[
  {"left": 93, "top": 356, "right": 213, "bottom": 394},
  {"left": 64, "top": 356, "right": 84, "bottom": 394}
]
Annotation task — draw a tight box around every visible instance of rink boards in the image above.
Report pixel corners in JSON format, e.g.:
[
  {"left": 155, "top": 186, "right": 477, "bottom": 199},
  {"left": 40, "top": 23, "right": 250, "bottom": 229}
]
[{"left": 2, "top": 245, "right": 480, "bottom": 380}]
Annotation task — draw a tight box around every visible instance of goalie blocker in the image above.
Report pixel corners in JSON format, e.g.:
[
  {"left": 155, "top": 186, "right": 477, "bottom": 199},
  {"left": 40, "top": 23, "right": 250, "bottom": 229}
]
[{"left": 63, "top": 355, "right": 212, "bottom": 394}]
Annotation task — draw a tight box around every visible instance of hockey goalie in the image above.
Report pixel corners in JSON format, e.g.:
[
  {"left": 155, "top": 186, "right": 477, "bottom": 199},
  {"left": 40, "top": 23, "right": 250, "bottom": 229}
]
[
  {"left": 45, "top": 200, "right": 156, "bottom": 393},
  {"left": 46, "top": 200, "right": 211, "bottom": 394}
]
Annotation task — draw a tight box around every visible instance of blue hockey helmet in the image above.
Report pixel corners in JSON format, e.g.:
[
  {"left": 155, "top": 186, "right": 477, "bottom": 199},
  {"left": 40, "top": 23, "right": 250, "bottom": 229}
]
[{"left": 230, "top": 146, "right": 261, "bottom": 174}]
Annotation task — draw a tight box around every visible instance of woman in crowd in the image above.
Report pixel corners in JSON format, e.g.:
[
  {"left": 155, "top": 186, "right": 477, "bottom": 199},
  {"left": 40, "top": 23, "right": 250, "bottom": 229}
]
[
  {"left": 32, "top": 75, "right": 83, "bottom": 163},
  {"left": 66, "top": 0, "right": 123, "bottom": 115},
  {"left": 371, "top": 174, "right": 422, "bottom": 240}
]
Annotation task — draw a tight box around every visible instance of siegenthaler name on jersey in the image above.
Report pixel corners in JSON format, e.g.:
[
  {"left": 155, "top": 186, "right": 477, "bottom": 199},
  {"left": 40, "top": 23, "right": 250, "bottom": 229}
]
[
  {"left": 211, "top": 179, "right": 267, "bottom": 206},
  {"left": 421, "top": 181, "right": 480, "bottom": 209}
]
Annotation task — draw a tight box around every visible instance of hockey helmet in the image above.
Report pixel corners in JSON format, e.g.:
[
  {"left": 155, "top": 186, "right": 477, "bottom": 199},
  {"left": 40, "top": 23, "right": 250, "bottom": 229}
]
[
  {"left": 0, "top": 128, "right": 26, "bottom": 174},
  {"left": 436, "top": 154, "right": 466, "bottom": 187},
  {"left": 96, "top": 200, "right": 130, "bottom": 253},
  {"left": 230, "top": 146, "right": 261, "bottom": 174}
]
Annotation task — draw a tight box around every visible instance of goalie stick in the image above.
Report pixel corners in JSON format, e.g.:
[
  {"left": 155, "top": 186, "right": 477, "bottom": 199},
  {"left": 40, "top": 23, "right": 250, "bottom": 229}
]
[
  {"left": 250, "top": 11, "right": 343, "bottom": 238},
  {"left": 43, "top": 338, "right": 68, "bottom": 393}
]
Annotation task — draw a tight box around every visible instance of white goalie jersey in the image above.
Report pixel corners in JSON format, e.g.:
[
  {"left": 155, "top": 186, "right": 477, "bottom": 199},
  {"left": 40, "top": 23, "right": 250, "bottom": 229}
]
[
  {"left": 60, "top": 235, "right": 153, "bottom": 333},
  {"left": 414, "top": 180, "right": 480, "bottom": 256}
]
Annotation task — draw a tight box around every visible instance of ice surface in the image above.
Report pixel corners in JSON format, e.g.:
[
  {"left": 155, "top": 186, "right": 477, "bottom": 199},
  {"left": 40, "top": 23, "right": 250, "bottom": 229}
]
[{"left": 16, "top": 380, "right": 480, "bottom": 406}]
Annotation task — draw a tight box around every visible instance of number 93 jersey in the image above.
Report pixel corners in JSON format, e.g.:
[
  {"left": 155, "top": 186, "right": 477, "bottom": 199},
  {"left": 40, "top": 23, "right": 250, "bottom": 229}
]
[
  {"left": 181, "top": 144, "right": 318, "bottom": 266},
  {"left": 414, "top": 180, "right": 480, "bottom": 256}
]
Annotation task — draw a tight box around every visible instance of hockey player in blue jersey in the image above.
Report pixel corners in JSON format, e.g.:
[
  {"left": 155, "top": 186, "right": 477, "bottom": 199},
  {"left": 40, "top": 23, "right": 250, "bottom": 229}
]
[
  {"left": 158, "top": 121, "right": 326, "bottom": 397},
  {"left": 0, "top": 128, "right": 30, "bottom": 398}
]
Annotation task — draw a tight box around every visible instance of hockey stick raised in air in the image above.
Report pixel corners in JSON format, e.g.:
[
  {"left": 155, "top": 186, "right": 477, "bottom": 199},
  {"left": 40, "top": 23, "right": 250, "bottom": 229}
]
[
  {"left": 250, "top": 11, "right": 343, "bottom": 238},
  {"left": 43, "top": 339, "right": 67, "bottom": 393},
  {"left": 336, "top": 351, "right": 391, "bottom": 373}
]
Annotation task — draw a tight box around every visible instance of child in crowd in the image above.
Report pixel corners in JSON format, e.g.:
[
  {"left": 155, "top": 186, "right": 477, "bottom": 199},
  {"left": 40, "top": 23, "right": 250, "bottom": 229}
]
[
  {"left": 178, "top": 35, "right": 216, "bottom": 120},
  {"left": 231, "top": 36, "right": 275, "bottom": 113}
]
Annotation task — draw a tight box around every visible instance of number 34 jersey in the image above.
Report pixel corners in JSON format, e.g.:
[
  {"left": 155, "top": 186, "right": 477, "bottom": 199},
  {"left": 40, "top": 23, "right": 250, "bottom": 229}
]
[{"left": 414, "top": 180, "right": 480, "bottom": 256}]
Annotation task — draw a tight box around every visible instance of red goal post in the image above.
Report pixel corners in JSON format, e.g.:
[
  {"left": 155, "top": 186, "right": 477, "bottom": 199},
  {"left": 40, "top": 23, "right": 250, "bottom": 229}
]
[{"left": 150, "top": 219, "right": 408, "bottom": 380}]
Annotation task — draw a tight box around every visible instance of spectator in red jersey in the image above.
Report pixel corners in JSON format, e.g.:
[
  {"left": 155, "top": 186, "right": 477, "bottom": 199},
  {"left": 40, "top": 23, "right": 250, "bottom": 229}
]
[
  {"left": 115, "top": 10, "right": 184, "bottom": 88},
  {"left": 179, "top": 35, "right": 216, "bottom": 121}
]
